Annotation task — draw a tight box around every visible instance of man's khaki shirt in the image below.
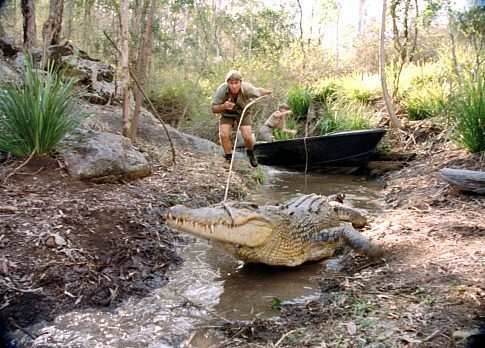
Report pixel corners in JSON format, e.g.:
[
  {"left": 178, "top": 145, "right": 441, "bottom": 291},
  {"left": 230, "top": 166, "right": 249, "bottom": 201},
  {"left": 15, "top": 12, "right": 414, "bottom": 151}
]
[{"left": 211, "top": 81, "right": 262, "bottom": 118}]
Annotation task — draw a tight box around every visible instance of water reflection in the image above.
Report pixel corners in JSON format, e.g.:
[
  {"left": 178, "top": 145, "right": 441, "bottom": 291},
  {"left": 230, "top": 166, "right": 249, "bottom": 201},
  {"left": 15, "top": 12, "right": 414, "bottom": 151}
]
[{"left": 13, "top": 168, "right": 383, "bottom": 347}]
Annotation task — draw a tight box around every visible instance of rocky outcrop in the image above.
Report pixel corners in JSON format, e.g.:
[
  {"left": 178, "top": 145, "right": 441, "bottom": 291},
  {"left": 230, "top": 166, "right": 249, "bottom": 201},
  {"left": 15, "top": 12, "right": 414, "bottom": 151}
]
[{"left": 12, "top": 41, "right": 116, "bottom": 105}]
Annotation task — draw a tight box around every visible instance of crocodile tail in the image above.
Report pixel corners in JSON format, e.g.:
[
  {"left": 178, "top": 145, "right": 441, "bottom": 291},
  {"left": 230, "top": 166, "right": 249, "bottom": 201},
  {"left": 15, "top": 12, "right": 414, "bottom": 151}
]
[{"left": 341, "top": 225, "right": 384, "bottom": 258}]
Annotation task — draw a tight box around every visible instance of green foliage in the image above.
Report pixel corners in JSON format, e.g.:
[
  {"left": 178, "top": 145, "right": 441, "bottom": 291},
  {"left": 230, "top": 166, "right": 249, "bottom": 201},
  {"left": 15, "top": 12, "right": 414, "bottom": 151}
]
[
  {"left": 271, "top": 297, "right": 281, "bottom": 310},
  {"left": 314, "top": 101, "right": 378, "bottom": 135},
  {"left": 339, "top": 73, "right": 381, "bottom": 105},
  {"left": 166, "top": 195, "right": 185, "bottom": 206},
  {"left": 287, "top": 86, "right": 312, "bottom": 117},
  {"left": 149, "top": 79, "right": 213, "bottom": 136},
  {"left": 451, "top": 73, "right": 485, "bottom": 153},
  {"left": 393, "top": 63, "right": 447, "bottom": 101},
  {"left": 231, "top": 8, "right": 295, "bottom": 58},
  {"left": 401, "top": 82, "right": 448, "bottom": 120},
  {"left": 312, "top": 77, "right": 339, "bottom": 111},
  {"left": 0, "top": 61, "right": 89, "bottom": 158},
  {"left": 248, "top": 169, "right": 268, "bottom": 186},
  {"left": 455, "top": 6, "right": 485, "bottom": 72}
]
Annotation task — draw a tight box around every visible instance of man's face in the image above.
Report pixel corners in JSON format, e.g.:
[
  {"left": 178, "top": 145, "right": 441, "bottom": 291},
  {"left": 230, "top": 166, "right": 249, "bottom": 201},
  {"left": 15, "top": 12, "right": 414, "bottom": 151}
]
[{"left": 227, "top": 79, "right": 242, "bottom": 94}]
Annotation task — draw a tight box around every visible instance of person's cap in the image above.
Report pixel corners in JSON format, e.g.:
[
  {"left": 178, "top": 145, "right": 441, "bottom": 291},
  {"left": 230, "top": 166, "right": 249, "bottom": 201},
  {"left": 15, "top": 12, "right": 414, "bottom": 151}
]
[
  {"left": 278, "top": 103, "right": 290, "bottom": 110},
  {"left": 225, "top": 70, "right": 243, "bottom": 82}
]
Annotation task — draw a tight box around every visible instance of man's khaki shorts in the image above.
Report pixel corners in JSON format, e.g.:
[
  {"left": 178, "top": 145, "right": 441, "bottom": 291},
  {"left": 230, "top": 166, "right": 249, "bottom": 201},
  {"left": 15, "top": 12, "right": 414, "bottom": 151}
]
[{"left": 220, "top": 114, "right": 253, "bottom": 127}]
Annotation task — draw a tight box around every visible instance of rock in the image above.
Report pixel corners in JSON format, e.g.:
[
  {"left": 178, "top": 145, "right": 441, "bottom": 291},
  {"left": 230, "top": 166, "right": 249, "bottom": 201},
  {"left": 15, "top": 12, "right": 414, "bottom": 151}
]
[
  {"left": 59, "top": 129, "right": 151, "bottom": 182},
  {"left": 0, "top": 36, "right": 18, "bottom": 57},
  {"left": 81, "top": 104, "right": 222, "bottom": 156},
  {"left": 441, "top": 168, "right": 485, "bottom": 194}
]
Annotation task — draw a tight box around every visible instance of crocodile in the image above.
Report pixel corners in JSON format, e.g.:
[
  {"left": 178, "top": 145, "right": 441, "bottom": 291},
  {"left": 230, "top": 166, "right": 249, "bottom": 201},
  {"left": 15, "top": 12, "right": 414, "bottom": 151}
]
[{"left": 164, "top": 193, "right": 384, "bottom": 267}]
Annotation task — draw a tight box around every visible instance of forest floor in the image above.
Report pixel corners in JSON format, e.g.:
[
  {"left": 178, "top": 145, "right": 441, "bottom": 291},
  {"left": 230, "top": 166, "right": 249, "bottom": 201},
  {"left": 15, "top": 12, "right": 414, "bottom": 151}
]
[{"left": 0, "top": 115, "right": 483, "bottom": 348}]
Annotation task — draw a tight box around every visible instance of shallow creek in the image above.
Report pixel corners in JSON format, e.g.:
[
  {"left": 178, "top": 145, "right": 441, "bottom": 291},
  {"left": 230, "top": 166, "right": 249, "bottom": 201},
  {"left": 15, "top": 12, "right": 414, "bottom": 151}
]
[{"left": 14, "top": 168, "right": 383, "bottom": 347}]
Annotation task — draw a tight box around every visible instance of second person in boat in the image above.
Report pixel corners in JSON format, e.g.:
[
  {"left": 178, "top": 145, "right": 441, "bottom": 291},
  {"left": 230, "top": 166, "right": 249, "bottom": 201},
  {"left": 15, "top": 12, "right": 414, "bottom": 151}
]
[{"left": 258, "top": 103, "right": 297, "bottom": 142}]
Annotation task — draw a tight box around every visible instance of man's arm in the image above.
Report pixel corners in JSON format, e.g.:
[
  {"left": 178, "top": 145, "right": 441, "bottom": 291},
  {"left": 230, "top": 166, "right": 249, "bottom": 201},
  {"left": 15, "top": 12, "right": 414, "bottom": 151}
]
[{"left": 258, "top": 87, "right": 272, "bottom": 96}]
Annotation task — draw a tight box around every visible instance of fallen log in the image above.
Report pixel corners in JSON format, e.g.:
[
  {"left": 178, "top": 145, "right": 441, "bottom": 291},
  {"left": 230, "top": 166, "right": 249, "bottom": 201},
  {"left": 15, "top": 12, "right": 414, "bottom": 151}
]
[{"left": 440, "top": 168, "right": 485, "bottom": 194}]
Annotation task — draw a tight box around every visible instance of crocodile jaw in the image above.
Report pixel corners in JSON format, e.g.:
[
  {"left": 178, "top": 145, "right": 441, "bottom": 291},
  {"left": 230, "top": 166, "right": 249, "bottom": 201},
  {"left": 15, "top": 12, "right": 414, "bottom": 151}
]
[{"left": 165, "top": 204, "right": 273, "bottom": 247}]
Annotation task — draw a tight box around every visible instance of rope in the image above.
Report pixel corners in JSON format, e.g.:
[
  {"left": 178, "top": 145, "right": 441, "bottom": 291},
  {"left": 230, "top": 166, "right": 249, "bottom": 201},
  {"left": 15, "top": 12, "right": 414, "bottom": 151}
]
[{"left": 223, "top": 95, "right": 269, "bottom": 202}]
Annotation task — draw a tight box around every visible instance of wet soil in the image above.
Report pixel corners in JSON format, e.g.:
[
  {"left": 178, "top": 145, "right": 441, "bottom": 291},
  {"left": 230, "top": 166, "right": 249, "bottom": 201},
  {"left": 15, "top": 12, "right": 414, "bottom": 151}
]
[{"left": 0, "top": 117, "right": 483, "bottom": 347}]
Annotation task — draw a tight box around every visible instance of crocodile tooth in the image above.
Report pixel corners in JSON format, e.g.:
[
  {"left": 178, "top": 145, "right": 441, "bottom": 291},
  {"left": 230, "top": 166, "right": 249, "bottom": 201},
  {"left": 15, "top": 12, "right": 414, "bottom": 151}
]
[{"left": 210, "top": 225, "right": 214, "bottom": 234}]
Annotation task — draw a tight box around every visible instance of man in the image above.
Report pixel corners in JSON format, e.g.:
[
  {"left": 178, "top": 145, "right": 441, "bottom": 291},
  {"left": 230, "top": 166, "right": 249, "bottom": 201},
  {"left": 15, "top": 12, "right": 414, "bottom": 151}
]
[
  {"left": 211, "top": 70, "right": 272, "bottom": 168},
  {"left": 258, "top": 103, "right": 297, "bottom": 142}
]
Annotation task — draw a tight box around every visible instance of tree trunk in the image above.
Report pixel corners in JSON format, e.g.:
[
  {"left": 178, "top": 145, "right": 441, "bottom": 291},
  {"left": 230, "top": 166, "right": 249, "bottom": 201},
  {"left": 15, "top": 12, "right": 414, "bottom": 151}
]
[
  {"left": 358, "top": 0, "right": 366, "bottom": 35},
  {"left": 64, "top": 0, "right": 74, "bottom": 41},
  {"left": 380, "top": 0, "right": 401, "bottom": 129},
  {"left": 120, "top": 0, "right": 131, "bottom": 139},
  {"left": 83, "top": 0, "right": 92, "bottom": 52},
  {"left": 446, "top": 0, "right": 462, "bottom": 87},
  {"left": 42, "top": 0, "right": 64, "bottom": 46},
  {"left": 296, "top": 0, "right": 305, "bottom": 68},
  {"left": 131, "top": 0, "right": 157, "bottom": 143},
  {"left": 21, "top": 0, "right": 37, "bottom": 47}
]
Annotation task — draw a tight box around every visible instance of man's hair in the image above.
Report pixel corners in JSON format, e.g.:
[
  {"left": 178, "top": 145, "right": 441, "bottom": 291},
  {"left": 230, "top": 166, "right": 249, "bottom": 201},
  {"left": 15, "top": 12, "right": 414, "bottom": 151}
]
[
  {"left": 278, "top": 103, "right": 290, "bottom": 110},
  {"left": 225, "top": 70, "right": 243, "bottom": 82}
]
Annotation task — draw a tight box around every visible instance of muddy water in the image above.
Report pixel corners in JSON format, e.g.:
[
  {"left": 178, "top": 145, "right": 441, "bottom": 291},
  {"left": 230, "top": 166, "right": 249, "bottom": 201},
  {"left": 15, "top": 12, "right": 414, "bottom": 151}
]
[{"left": 13, "top": 169, "right": 383, "bottom": 347}]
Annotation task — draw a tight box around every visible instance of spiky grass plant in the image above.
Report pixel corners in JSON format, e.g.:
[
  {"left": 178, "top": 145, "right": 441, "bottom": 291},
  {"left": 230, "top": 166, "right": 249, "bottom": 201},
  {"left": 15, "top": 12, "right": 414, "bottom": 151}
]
[
  {"left": 401, "top": 82, "right": 448, "bottom": 120},
  {"left": 451, "top": 73, "right": 484, "bottom": 153},
  {"left": 287, "top": 86, "right": 312, "bottom": 118},
  {"left": 314, "top": 101, "right": 378, "bottom": 135},
  {"left": 394, "top": 62, "right": 447, "bottom": 101},
  {"left": 312, "top": 77, "right": 339, "bottom": 111},
  {"left": 0, "top": 61, "right": 89, "bottom": 158},
  {"left": 339, "top": 72, "right": 381, "bottom": 105}
]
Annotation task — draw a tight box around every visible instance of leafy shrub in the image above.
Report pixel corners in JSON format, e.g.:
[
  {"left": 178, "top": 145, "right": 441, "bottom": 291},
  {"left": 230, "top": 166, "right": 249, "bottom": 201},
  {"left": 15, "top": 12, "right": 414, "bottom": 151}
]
[
  {"left": 287, "top": 86, "right": 312, "bottom": 117},
  {"left": 148, "top": 83, "right": 192, "bottom": 127},
  {"left": 0, "top": 61, "right": 89, "bottom": 158},
  {"left": 451, "top": 73, "right": 484, "bottom": 153},
  {"left": 339, "top": 72, "right": 381, "bottom": 104},
  {"left": 314, "top": 101, "right": 378, "bottom": 135}
]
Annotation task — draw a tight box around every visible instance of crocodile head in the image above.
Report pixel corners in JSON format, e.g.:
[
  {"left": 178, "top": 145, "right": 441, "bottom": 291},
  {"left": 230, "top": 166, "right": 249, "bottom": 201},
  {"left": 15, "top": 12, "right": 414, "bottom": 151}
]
[{"left": 165, "top": 201, "right": 277, "bottom": 247}]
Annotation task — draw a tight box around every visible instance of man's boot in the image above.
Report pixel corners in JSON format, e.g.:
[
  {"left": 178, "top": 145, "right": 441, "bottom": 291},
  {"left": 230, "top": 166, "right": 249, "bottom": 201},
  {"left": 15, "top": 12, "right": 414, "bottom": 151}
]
[
  {"left": 223, "top": 153, "right": 232, "bottom": 169},
  {"left": 246, "top": 149, "right": 258, "bottom": 168}
]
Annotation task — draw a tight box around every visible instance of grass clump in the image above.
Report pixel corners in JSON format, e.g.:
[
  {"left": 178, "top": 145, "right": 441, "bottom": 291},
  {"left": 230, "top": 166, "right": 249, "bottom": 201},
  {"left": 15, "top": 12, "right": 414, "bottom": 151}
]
[
  {"left": 401, "top": 82, "right": 448, "bottom": 120},
  {"left": 312, "top": 77, "right": 339, "bottom": 110},
  {"left": 339, "top": 72, "right": 381, "bottom": 105},
  {"left": 0, "top": 61, "right": 89, "bottom": 158},
  {"left": 287, "top": 86, "right": 312, "bottom": 118},
  {"left": 451, "top": 73, "right": 484, "bottom": 153},
  {"left": 314, "top": 101, "right": 378, "bottom": 135}
]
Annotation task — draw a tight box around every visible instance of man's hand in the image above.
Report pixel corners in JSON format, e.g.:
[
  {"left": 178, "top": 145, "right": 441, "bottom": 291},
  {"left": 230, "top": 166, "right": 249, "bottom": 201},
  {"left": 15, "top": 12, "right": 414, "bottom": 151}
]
[{"left": 224, "top": 99, "right": 235, "bottom": 110}]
